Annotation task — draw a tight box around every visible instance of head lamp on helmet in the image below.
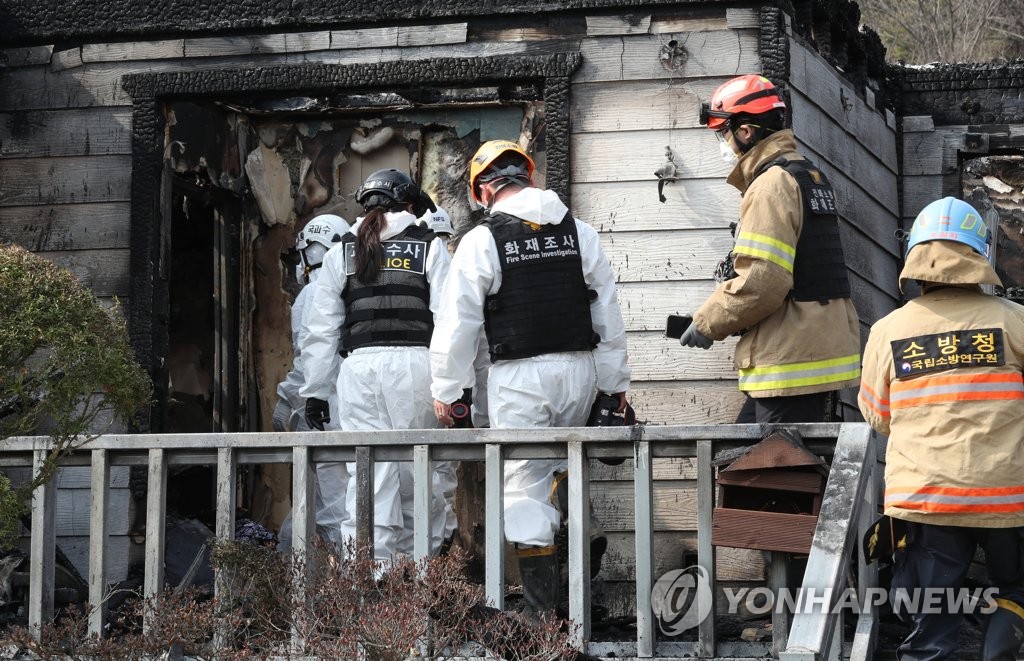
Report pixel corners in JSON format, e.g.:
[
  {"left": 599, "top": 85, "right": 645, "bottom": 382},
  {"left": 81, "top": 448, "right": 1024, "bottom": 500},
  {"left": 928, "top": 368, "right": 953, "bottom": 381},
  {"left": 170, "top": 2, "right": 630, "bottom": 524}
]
[
  {"left": 700, "top": 74, "right": 786, "bottom": 131},
  {"left": 907, "top": 197, "right": 991, "bottom": 259},
  {"left": 469, "top": 140, "right": 536, "bottom": 205}
]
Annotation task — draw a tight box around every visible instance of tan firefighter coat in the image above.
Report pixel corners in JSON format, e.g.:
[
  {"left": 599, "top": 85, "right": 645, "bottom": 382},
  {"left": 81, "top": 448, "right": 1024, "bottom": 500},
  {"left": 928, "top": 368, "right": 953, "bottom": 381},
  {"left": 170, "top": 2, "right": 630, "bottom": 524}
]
[
  {"left": 692, "top": 130, "right": 861, "bottom": 397},
  {"left": 859, "top": 241, "right": 1024, "bottom": 527}
]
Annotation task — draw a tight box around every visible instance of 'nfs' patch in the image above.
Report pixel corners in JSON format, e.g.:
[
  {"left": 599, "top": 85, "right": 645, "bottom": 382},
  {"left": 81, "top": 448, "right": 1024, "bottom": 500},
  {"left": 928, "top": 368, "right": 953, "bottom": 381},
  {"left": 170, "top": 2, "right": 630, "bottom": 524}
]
[
  {"left": 344, "top": 240, "right": 427, "bottom": 276},
  {"left": 891, "top": 328, "right": 1004, "bottom": 377}
]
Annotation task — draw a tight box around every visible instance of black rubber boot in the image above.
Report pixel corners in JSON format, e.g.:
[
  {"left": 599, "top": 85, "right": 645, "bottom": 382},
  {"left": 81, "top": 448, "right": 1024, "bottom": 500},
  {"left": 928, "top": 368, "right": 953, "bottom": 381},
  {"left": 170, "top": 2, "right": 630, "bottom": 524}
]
[
  {"left": 982, "top": 603, "right": 1024, "bottom": 661},
  {"left": 517, "top": 546, "right": 561, "bottom": 617}
]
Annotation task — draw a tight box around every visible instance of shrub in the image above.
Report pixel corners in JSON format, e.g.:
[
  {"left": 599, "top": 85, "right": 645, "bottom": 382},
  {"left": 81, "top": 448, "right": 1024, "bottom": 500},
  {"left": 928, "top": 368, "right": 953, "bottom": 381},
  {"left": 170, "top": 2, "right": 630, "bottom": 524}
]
[
  {"left": 4, "top": 541, "right": 587, "bottom": 660},
  {"left": 0, "top": 243, "right": 150, "bottom": 548}
]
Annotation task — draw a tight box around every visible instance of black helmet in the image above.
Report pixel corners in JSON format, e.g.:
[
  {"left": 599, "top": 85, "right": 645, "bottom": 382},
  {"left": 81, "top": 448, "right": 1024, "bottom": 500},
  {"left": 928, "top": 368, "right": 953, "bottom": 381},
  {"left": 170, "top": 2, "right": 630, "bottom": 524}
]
[{"left": 355, "top": 168, "right": 436, "bottom": 217}]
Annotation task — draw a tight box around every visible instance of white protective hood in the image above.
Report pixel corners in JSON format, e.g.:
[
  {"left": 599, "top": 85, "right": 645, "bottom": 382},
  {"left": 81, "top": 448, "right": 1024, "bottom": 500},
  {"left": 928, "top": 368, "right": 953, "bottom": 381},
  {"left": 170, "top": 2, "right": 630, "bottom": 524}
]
[{"left": 490, "top": 187, "right": 569, "bottom": 225}]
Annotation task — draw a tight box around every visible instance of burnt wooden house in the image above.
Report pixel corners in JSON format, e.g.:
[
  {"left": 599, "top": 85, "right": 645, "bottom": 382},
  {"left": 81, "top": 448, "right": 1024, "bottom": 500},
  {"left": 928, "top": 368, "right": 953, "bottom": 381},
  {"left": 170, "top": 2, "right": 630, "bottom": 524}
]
[{"left": 2, "top": 0, "right": 1023, "bottom": 621}]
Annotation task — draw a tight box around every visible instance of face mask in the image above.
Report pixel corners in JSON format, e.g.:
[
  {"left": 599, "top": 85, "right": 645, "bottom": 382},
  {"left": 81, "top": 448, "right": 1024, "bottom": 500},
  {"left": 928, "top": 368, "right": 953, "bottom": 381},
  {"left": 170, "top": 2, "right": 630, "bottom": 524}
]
[
  {"left": 304, "top": 242, "right": 328, "bottom": 267},
  {"left": 719, "top": 140, "right": 738, "bottom": 165}
]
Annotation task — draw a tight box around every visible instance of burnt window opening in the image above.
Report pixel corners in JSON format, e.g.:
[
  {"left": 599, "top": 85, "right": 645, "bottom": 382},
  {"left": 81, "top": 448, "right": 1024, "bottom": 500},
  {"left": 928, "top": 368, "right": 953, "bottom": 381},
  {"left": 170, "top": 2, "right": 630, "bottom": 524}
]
[
  {"left": 159, "top": 95, "right": 546, "bottom": 533},
  {"left": 164, "top": 96, "right": 547, "bottom": 433},
  {"left": 963, "top": 155, "right": 1024, "bottom": 303}
]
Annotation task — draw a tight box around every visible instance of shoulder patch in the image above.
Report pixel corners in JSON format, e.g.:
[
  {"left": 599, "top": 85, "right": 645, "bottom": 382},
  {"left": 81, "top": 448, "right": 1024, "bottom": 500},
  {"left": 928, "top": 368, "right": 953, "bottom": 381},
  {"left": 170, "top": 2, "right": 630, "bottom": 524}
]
[
  {"left": 891, "top": 328, "right": 1005, "bottom": 377},
  {"left": 344, "top": 239, "right": 428, "bottom": 276}
]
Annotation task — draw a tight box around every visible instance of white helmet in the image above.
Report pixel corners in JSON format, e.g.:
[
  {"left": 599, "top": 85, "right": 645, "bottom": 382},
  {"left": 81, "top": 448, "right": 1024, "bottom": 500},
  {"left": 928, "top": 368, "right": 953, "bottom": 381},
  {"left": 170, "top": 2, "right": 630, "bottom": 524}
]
[
  {"left": 296, "top": 214, "right": 349, "bottom": 284},
  {"left": 418, "top": 206, "right": 454, "bottom": 237}
]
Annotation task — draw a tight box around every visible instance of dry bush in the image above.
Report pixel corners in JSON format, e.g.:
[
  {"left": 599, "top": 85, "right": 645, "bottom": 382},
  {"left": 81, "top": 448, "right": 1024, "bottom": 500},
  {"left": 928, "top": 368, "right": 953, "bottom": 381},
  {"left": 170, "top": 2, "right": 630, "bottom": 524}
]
[
  {"left": 4, "top": 539, "right": 586, "bottom": 660},
  {"left": 6, "top": 587, "right": 235, "bottom": 660}
]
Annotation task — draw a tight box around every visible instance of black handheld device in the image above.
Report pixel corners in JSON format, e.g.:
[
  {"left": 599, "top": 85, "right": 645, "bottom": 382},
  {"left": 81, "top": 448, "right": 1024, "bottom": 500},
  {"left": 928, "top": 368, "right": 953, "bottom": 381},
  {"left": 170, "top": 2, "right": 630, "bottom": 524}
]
[
  {"left": 450, "top": 388, "right": 473, "bottom": 429},
  {"left": 665, "top": 314, "right": 693, "bottom": 339}
]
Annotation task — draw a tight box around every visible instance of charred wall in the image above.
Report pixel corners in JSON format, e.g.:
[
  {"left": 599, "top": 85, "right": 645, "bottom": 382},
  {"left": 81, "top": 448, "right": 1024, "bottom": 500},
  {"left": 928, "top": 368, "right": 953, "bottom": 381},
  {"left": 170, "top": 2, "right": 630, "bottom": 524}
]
[
  {"left": 895, "top": 62, "right": 1024, "bottom": 126},
  {"left": 6, "top": 0, "right": 705, "bottom": 48},
  {"left": 766, "top": 0, "right": 888, "bottom": 95}
]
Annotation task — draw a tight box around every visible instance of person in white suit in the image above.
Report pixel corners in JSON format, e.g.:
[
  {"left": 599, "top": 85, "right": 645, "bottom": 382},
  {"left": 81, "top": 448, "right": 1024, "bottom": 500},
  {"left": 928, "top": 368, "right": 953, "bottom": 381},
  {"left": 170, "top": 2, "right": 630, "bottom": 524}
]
[
  {"left": 274, "top": 214, "right": 350, "bottom": 554},
  {"left": 300, "top": 169, "right": 454, "bottom": 564}
]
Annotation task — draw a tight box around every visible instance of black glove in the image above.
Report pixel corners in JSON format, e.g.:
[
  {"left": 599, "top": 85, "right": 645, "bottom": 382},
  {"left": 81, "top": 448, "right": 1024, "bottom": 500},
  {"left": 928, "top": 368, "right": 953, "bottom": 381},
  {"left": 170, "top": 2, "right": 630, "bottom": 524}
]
[
  {"left": 680, "top": 324, "right": 714, "bottom": 350},
  {"left": 304, "top": 398, "right": 330, "bottom": 431}
]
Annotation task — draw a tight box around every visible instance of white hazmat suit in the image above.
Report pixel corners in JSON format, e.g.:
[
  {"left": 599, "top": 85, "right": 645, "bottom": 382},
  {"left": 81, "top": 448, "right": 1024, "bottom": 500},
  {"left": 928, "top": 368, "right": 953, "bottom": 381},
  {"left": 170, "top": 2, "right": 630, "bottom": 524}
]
[
  {"left": 276, "top": 216, "right": 350, "bottom": 554},
  {"left": 430, "top": 187, "right": 630, "bottom": 548},
  {"left": 301, "top": 210, "right": 457, "bottom": 562}
]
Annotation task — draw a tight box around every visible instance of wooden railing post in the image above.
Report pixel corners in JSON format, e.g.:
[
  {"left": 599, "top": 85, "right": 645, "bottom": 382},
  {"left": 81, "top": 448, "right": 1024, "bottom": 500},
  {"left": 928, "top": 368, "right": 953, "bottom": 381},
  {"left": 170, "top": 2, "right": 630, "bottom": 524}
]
[
  {"left": 88, "top": 449, "right": 110, "bottom": 637},
  {"left": 28, "top": 449, "right": 56, "bottom": 640},
  {"left": 291, "top": 446, "right": 315, "bottom": 563},
  {"left": 485, "top": 443, "right": 505, "bottom": 609},
  {"left": 143, "top": 448, "right": 168, "bottom": 633},
  {"left": 355, "top": 446, "right": 374, "bottom": 561},
  {"left": 291, "top": 446, "right": 314, "bottom": 652},
  {"left": 413, "top": 444, "right": 432, "bottom": 563},
  {"left": 634, "top": 440, "right": 655, "bottom": 657},
  {"left": 214, "top": 447, "right": 236, "bottom": 599},
  {"left": 567, "top": 441, "right": 591, "bottom": 648},
  {"left": 213, "top": 447, "right": 237, "bottom": 650},
  {"left": 697, "top": 439, "right": 718, "bottom": 658}
]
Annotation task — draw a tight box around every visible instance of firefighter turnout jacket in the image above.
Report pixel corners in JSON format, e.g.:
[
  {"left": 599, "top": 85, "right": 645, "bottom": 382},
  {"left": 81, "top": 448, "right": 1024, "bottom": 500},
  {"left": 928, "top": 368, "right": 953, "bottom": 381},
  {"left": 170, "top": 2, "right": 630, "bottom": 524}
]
[
  {"left": 692, "top": 130, "right": 861, "bottom": 397},
  {"left": 859, "top": 241, "right": 1024, "bottom": 528}
]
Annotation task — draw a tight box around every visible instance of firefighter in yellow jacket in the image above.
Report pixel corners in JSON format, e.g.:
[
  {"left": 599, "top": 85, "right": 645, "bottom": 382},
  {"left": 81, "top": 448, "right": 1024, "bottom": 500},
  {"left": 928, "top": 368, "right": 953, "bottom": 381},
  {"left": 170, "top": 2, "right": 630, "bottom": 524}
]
[
  {"left": 679, "top": 74, "right": 861, "bottom": 422},
  {"left": 859, "top": 196, "right": 1024, "bottom": 660}
]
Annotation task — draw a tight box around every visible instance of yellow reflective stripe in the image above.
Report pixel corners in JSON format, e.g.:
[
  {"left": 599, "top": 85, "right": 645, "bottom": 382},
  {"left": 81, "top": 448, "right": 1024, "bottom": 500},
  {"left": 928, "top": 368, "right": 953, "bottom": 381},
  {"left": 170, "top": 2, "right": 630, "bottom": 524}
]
[
  {"left": 734, "top": 231, "right": 796, "bottom": 273},
  {"left": 995, "top": 598, "right": 1024, "bottom": 622},
  {"left": 738, "top": 354, "right": 862, "bottom": 392}
]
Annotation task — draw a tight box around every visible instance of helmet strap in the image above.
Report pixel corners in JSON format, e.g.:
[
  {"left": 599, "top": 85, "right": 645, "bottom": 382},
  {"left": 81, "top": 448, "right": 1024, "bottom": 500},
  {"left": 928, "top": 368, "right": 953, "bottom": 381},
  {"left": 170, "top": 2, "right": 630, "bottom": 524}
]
[
  {"left": 730, "top": 123, "right": 777, "bottom": 155},
  {"left": 298, "top": 251, "right": 326, "bottom": 284},
  {"left": 483, "top": 177, "right": 528, "bottom": 211},
  {"left": 727, "top": 126, "right": 753, "bottom": 155}
]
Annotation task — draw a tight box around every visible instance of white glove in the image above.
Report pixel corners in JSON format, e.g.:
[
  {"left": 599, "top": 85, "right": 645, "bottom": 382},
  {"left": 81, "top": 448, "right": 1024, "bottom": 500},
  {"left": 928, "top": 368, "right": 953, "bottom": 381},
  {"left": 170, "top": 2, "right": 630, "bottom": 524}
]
[
  {"left": 272, "top": 398, "right": 293, "bottom": 432},
  {"left": 680, "top": 324, "right": 714, "bottom": 350}
]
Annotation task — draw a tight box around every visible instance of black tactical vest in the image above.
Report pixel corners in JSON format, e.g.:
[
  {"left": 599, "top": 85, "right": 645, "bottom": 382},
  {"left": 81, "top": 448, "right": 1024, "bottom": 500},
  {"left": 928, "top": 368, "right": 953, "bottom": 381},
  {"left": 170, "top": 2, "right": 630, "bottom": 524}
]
[
  {"left": 756, "top": 157, "right": 852, "bottom": 304},
  {"left": 484, "top": 211, "right": 599, "bottom": 361},
  {"left": 341, "top": 224, "right": 435, "bottom": 353}
]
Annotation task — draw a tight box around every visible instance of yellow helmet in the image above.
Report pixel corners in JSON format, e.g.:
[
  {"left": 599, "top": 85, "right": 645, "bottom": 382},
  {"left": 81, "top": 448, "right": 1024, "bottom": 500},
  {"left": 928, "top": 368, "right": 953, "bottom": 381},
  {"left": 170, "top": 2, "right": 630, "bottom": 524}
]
[{"left": 469, "top": 140, "right": 535, "bottom": 204}]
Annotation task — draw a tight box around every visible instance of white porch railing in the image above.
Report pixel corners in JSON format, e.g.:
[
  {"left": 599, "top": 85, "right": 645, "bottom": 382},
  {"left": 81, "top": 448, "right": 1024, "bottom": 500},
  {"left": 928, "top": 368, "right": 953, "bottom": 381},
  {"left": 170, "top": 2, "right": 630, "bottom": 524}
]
[{"left": 1, "top": 422, "right": 877, "bottom": 659}]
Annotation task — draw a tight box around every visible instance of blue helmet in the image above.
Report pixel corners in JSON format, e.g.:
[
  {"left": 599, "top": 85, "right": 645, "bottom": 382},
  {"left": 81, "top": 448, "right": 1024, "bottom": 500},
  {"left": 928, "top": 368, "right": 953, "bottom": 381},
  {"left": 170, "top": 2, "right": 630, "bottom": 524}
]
[{"left": 907, "top": 197, "right": 990, "bottom": 258}]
